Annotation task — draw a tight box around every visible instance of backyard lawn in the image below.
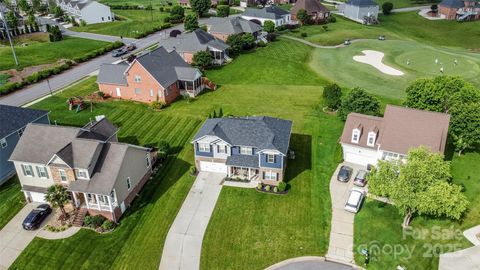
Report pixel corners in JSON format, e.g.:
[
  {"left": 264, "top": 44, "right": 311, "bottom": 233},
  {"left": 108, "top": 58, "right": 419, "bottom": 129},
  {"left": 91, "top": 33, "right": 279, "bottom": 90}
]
[
  {"left": 0, "top": 176, "right": 25, "bottom": 230},
  {"left": 289, "top": 12, "right": 480, "bottom": 49},
  {"left": 71, "top": 9, "right": 179, "bottom": 38},
  {"left": 0, "top": 34, "right": 110, "bottom": 71}
]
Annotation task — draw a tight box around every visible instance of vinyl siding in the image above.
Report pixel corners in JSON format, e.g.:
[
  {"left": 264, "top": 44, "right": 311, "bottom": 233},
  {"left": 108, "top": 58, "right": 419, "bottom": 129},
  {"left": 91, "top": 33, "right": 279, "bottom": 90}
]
[{"left": 259, "top": 153, "right": 282, "bottom": 169}]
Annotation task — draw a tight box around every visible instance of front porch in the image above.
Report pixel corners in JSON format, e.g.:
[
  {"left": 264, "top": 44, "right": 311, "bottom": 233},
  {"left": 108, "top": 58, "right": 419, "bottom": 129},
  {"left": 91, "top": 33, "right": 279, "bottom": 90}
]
[
  {"left": 227, "top": 166, "right": 259, "bottom": 181},
  {"left": 71, "top": 191, "right": 117, "bottom": 217}
]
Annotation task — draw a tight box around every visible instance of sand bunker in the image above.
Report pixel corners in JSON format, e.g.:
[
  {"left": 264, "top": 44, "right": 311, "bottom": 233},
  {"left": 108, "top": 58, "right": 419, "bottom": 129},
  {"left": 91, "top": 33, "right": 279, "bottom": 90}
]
[{"left": 353, "top": 50, "right": 404, "bottom": 76}]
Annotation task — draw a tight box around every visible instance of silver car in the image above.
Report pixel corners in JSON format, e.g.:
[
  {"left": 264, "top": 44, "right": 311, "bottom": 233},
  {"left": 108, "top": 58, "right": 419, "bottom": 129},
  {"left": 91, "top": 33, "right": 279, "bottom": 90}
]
[{"left": 344, "top": 187, "right": 365, "bottom": 213}]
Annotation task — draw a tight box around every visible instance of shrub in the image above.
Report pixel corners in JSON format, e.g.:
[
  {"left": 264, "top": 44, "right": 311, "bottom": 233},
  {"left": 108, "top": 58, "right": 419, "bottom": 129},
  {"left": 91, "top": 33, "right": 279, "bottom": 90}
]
[
  {"left": 323, "top": 83, "right": 342, "bottom": 110},
  {"left": 257, "top": 40, "right": 266, "bottom": 47},
  {"left": 170, "top": 5, "right": 185, "bottom": 17},
  {"left": 327, "top": 15, "right": 336, "bottom": 23},
  {"left": 300, "top": 32, "right": 307, "bottom": 37},
  {"left": 150, "top": 101, "right": 166, "bottom": 110},
  {"left": 263, "top": 20, "right": 275, "bottom": 33},
  {"left": 234, "top": 0, "right": 240, "bottom": 5},
  {"left": 89, "top": 215, "right": 106, "bottom": 228},
  {"left": 83, "top": 215, "right": 93, "bottom": 226},
  {"left": 278, "top": 181, "right": 287, "bottom": 192},
  {"left": 216, "top": 5, "right": 229, "bottom": 17},
  {"left": 184, "top": 14, "right": 199, "bottom": 31},
  {"left": 257, "top": 183, "right": 262, "bottom": 189},
  {"left": 266, "top": 33, "right": 276, "bottom": 42},
  {"left": 192, "top": 51, "right": 212, "bottom": 69},
  {"left": 190, "top": 166, "right": 197, "bottom": 175},
  {"left": 382, "top": 2, "right": 394, "bottom": 15},
  {"left": 265, "top": 185, "right": 271, "bottom": 191},
  {"left": 273, "top": 186, "right": 278, "bottom": 193},
  {"left": 101, "top": 220, "right": 115, "bottom": 231},
  {"left": 97, "top": 91, "right": 105, "bottom": 98},
  {"left": 159, "top": 6, "right": 164, "bottom": 11},
  {"left": 80, "top": 19, "right": 87, "bottom": 26}
]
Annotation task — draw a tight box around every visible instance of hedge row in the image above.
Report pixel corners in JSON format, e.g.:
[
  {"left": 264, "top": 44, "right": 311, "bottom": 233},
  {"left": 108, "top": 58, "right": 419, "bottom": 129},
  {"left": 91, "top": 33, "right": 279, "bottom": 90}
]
[
  {"left": 132, "top": 23, "right": 172, "bottom": 39},
  {"left": 0, "top": 41, "right": 123, "bottom": 96}
]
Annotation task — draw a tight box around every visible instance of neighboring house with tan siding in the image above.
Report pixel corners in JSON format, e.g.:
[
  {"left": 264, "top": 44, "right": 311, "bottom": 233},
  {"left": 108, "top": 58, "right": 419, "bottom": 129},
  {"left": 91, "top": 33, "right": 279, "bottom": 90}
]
[
  {"left": 97, "top": 46, "right": 205, "bottom": 104},
  {"left": 161, "top": 29, "right": 230, "bottom": 65},
  {"left": 206, "top": 17, "right": 263, "bottom": 42},
  {"left": 191, "top": 116, "right": 292, "bottom": 186},
  {"left": 9, "top": 117, "right": 155, "bottom": 222},
  {"left": 339, "top": 105, "right": 450, "bottom": 167}
]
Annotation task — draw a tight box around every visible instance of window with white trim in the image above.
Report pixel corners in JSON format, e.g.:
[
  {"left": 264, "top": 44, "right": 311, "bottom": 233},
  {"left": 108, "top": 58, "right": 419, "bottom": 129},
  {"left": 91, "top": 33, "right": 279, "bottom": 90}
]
[
  {"left": 264, "top": 171, "right": 277, "bottom": 181},
  {"left": 217, "top": 145, "right": 227, "bottom": 154},
  {"left": 75, "top": 170, "right": 88, "bottom": 179},
  {"left": 22, "top": 164, "right": 34, "bottom": 177},
  {"left": 59, "top": 169, "right": 68, "bottom": 182},
  {"left": 36, "top": 166, "right": 49, "bottom": 179},
  {"left": 198, "top": 143, "right": 210, "bottom": 152},
  {"left": 240, "top": 147, "right": 253, "bottom": 155},
  {"left": 134, "top": 88, "right": 141, "bottom": 94},
  {"left": 149, "top": 89, "right": 154, "bottom": 97},
  {"left": 351, "top": 129, "right": 360, "bottom": 144},
  {"left": 267, "top": 154, "right": 275, "bottom": 163},
  {"left": 127, "top": 177, "right": 132, "bottom": 190},
  {"left": 367, "top": 132, "right": 376, "bottom": 146},
  {"left": 146, "top": 154, "right": 151, "bottom": 168}
]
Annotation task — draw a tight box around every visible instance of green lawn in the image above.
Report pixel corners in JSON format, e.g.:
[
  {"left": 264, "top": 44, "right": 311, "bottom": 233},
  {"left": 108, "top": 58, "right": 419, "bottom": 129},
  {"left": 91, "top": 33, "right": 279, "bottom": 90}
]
[
  {"left": 375, "top": 0, "right": 437, "bottom": 8},
  {"left": 0, "top": 35, "right": 110, "bottom": 71},
  {"left": 100, "top": 0, "right": 176, "bottom": 7},
  {"left": 71, "top": 9, "right": 176, "bottom": 38},
  {"left": 0, "top": 176, "right": 25, "bottom": 230},
  {"left": 308, "top": 39, "right": 480, "bottom": 99},
  {"left": 289, "top": 12, "right": 480, "bottom": 49}
]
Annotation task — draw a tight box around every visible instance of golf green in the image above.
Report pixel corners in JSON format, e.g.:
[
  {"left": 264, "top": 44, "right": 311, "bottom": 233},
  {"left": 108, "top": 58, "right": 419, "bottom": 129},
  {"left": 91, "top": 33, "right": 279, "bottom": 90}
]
[{"left": 309, "top": 39, "right": 480, "bottom": 99}]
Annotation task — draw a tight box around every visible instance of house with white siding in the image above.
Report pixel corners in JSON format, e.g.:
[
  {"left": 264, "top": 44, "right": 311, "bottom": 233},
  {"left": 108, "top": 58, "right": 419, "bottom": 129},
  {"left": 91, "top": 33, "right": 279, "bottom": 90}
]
[{"left": 56, "top": 0, "right": 114, "bottom": 24}]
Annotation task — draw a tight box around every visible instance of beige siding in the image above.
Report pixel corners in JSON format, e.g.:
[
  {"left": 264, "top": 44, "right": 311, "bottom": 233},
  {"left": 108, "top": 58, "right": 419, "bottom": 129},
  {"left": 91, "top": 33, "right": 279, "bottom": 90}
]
[
  {"left": 112, "top": 147, "right": 151, "bottom": 205},
  {"left": 14, "top": 161, "right": 55, "bottom": 188}
]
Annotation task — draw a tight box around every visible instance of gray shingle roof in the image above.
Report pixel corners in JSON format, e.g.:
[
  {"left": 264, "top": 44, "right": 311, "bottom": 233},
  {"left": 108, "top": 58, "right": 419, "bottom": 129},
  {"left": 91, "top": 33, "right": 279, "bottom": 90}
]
[
  {"left": 439, "top": 0, "right": 465, "bottom": 8},
  {"left": 243, "top": 6, "right": 290, "bottom": 19},
  {"left": 96, "top": 63, "right": 128, "bottom": 85},
  {"left": 208, "top": 17, "right": 263, "bottom": 35},
  {"left": 136, "top": 46, "right": 200, "bottom": 87},
  {"left": 192, "top": 116, "right": 292, "bottom": 155},
  {"left": 0, "top": 105, "right": 48, "bottom": 139},
  {"left": 226, "top": 155, "right": 259, "bottom": 168},
  {"left": 346, "top": 0, "right": 378, "bottom": 6},
  {"left": 162, "top": 29, "right": 229, "bottom": 53}
]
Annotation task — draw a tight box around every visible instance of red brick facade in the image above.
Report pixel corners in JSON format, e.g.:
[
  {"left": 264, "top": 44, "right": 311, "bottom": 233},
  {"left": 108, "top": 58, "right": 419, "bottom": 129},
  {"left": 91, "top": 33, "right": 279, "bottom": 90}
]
[
  {"left": 439, "top": 6, "right": 459, "bottom": 19},
  {"left": 98, "top": 61, "right": 181, "bottom": 105}
]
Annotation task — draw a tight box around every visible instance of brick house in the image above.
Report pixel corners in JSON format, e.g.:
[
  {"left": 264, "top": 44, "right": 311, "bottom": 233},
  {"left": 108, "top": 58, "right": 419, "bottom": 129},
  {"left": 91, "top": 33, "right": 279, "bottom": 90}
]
[
  {"left": 161, "top": 29, "right": 230, "bottom": 65},
  {"left": 439, "top": 0, "right": 480, "bottom": 21},
  {"left": 291, "top": 0, "right": 330, "bottom": 23},
  {"left": 97, "top": 47, "right": 204, "bottom": 104},
  {"left": 9, "top": 117, "right": 156, "bottom": 222},
  {"left": 191, "top": 116, "right": 292, "bottom": 186}
]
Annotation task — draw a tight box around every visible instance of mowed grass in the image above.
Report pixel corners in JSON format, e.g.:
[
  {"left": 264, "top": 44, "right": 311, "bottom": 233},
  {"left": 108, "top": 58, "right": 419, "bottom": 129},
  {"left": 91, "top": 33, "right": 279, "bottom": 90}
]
[
  {"left": 309, "top": 39, "right": 480, "bottom": 99},
  {"left": 100, "top": 0, "right": 176, "bottom": 7},
  {"left": 0, "top": 35, "right": 110, "bottom": 71},
  {"left": 289, "top": 12, "right": 480, "bottom": 49},
  {"left": 11, "top": 77, "right": 202, "bottom": 269},
  {"left": 0, "top": 74, "right": 10, "bottom": 85},
  {"left": 0, "top": 176, "right": 25, "bottom": 230},
  {"left": 71, "top": 9, "right": 178, "bottom": 38}
]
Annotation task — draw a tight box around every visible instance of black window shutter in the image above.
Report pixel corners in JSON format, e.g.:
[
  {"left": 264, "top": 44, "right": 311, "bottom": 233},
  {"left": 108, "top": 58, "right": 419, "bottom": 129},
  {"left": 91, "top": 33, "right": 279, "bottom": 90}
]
[
  {"left": 276, "top": 173, "right": 279, "bottom": 181},
  {"left": 262, "top": 172, "right": 265, "bottom": 179}
]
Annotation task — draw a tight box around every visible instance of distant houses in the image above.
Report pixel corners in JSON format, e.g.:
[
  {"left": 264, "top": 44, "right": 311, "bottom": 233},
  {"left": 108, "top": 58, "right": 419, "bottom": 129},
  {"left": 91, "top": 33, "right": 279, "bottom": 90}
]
[
  {"left": 291, "top": 0, "right": 331, "bottom": 23},
  {"left": 56, "top": 0, "right": 114, "bottom": 24},
  {"left": 97, "top": 47, "right": 205, "bottom": 104},
  {"left": 439, "top": 0, "right": 480, "bottom": 21},
  {"left": 338, "top": 0, "right": 379, "bottom": 24},
  {"left": 241, "top": 6, "right": 292, "bottom": 26},
  {"left": 205, "top": 17, "right": 263, "bottom": 42}
]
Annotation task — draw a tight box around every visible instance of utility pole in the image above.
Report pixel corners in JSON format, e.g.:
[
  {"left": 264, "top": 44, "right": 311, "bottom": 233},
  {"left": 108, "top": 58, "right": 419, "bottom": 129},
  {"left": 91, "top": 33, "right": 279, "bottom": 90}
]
[
  {"left": 150, "top": 0, "right": 153, "bottom": 22},
  {"left": 0, "top": 3, "right": 19, "bottom": 66}
]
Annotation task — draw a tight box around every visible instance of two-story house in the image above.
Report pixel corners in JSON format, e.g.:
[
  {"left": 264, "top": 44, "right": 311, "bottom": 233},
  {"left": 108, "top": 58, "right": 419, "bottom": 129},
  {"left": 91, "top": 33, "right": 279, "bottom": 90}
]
[
  {"left": 0, "top": 105, "right": 49, "bottom": 185},
  {"left": 97, "top": 46, "right": 205, "bottom": 104},
  {"left": 9, "top": 117, "right": 155, "bottom": 222},
  {"left": 241, "top": 6, "right": 292, "bottom": 26},
  {"left": 340, "top": 105, "right": 450, "bottom": 167},
  {"left": 338, "top": 0, "right": 379, "bottom": 25},
  {"left": 56, "top": 0, "right": 114, "bottom": 24},
  {"left": 439, "top": 0, "right": 480, "bottom": 21},
  {"left": 191, "top": 116, "right": 292, "bottom": 186}
]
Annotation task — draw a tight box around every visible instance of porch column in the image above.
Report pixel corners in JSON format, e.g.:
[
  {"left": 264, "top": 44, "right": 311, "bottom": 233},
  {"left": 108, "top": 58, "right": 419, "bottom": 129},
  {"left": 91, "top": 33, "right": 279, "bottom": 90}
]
[
  {"left": 248, "top": 168, "right": 251, "bottom": 179},
  {"left": 95, "top": 194, "right": 101, "bottom": 211},
  {"left": 84, "top": 193, "right": 90, "bottom": 209},
  {"left": 107, "top": 195, "right": 113, "bottom": 212},
  {"left": 227, "top": 167, "right": 231, "bottom": 177},
  {"left": 72, "top": 192, "right": 79, "bottom": 207}
]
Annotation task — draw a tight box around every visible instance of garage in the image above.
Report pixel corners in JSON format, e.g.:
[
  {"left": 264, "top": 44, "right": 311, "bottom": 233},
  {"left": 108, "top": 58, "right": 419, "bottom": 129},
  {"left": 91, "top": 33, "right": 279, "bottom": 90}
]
[
  {"left": 342, "top": 145, "right": 378, "bottom": 166},
  {"left": 26, "top": 191, "right": 47, "bottom": 203},
  {"left": 199, "top": 161, "right": 228, "bottom": 174}
]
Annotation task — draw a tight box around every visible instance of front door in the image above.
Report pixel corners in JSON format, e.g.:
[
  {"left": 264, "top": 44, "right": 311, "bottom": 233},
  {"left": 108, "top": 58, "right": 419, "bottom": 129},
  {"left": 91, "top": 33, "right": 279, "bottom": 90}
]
[{"left": 116, "top": 88, "right": 121, "bottom": 97}]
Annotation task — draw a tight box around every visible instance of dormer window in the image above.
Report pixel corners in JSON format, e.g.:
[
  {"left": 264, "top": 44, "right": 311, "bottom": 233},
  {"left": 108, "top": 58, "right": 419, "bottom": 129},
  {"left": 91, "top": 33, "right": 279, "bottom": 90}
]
[
  {"left": 198, "top": 143, "right": 210, "bottom": 152},
  {"left": 240, "top": 147, "right": 253, "bottom": 155},
  {"left": 351, "top": 129, "right": 360, "bottom": 144},
  {"left": 367, "top": 131, "right": 376, "bottom": 147}
]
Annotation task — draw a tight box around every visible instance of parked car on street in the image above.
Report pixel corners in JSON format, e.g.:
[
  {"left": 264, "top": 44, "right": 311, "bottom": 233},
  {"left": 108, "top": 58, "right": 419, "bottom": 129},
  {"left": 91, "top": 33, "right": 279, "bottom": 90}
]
[
  {"left": 353, "top": 170, "right": 368, "bottom": 187},
  {"left": 112, "top": 47, "right": 128, "bottom": 57},
  {"left": 344, "top": 188, "right": 365, "bottom": 213},
  {"left": 22, "top": 204, "right": 52, "bottom": 230},
  {"left": 337, "top": 165, "right": 353, "bottom": 182}
]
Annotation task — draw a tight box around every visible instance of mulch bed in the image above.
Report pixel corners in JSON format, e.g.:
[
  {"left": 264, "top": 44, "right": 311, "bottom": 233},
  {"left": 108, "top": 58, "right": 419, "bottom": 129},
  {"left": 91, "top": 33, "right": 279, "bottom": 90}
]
[{"left": 256, "top": 184, "right": 289, "bottom": 195}]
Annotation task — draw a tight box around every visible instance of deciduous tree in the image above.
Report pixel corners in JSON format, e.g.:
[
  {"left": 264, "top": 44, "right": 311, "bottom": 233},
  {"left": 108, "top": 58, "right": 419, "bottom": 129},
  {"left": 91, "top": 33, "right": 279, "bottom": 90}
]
[
  {"left": 192, "top": 51, "right": 213, "bottom": 69},
  {"left": 263, "top": 20, "right": 275, "bottom": 33},
  {"left": 190, "top": 0, "right": 211, "bottom": 17},
  {"left": 338, "top": 87, "right": 380, "bottom": 120},
  {"left": 216, "top": 5, "right": 229, "bottom": 17},
  {"left": 184, "top": 14, "right": 199, "bottom": 31},
  {"left": 296, "top": 9, "right": 310, "bottom": 25},
  {"left": 322, "top": 83, "right": 342, "bottom": 110},
  {"left": 382, "top": 2, "right": 393, "bottom": 15},
  {"left": 368, "top": 147, "right": 468, "bottom": 228}
]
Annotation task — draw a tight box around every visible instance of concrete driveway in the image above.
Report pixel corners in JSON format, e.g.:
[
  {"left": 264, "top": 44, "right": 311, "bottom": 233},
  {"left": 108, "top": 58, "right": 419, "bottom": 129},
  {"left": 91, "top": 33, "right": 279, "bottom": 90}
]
[
  {"left": 159, "top": 172, "right": 224, "bottom": 270},
  {"left": 266, "top": 257, "right": 353, "bottom": 270},
  {"left": 0, "top": 202, "right": 51, "bottom": 270},
  {"left": 326, "top": 163, "right": 365, "bottom": 264}
]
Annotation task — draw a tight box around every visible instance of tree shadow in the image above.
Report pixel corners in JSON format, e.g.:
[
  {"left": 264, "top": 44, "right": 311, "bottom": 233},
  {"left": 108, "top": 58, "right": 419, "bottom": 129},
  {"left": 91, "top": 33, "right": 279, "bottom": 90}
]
[{"left": 283, "top": 133, "right": 312, "bottom": 183}]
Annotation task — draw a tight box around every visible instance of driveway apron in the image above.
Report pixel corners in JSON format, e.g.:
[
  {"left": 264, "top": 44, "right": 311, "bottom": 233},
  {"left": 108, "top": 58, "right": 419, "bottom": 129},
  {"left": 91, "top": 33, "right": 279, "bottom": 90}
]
[{"left": 159, "top": 172, "right": 224, "bottom": 270}]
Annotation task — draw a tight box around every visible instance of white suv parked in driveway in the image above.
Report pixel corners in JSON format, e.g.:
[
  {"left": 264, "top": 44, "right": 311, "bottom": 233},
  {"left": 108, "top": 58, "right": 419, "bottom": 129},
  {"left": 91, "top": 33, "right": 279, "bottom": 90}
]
[{"left": 344, "top": 187, "right": 365, "bottom": 213}]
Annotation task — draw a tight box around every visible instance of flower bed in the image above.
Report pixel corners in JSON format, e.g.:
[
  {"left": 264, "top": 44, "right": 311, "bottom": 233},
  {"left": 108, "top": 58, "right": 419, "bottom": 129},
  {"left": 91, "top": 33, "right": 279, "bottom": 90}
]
[
  {"left": 83, "top": 214, "right": 116, "bottom": 233},
  {"left": 255, "top": 183, "right": 289, "bottom": 195}
]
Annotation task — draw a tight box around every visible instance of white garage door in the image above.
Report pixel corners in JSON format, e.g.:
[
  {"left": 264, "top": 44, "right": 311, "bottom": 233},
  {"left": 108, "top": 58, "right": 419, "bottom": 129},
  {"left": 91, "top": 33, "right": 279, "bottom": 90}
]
[
  {"left": 28, "top": 191, "right": 47, "bottom": 203},
  {"left": 199, "top": 161, "right": 227, "bottom": 174}
]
